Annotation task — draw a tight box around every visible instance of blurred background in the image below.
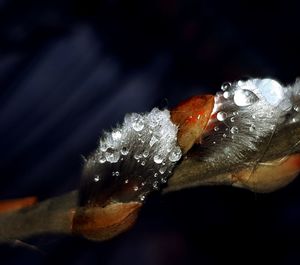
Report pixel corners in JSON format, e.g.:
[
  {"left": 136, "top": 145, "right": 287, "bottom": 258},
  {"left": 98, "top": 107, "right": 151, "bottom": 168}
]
[{"left": 1, "top": 0, "right": 300, "bottom": 264}]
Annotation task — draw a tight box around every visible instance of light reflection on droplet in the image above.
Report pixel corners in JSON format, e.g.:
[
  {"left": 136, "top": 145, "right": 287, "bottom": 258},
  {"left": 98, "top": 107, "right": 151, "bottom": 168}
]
[
  {"left": 233, "top": 89, "right": 258, "bottom": 107},
  {"left": 230, "top": 126, "right": 239, "bottom": 134},
  {"left": 217, "top": 111, "right": 227, "bottom": 121}
]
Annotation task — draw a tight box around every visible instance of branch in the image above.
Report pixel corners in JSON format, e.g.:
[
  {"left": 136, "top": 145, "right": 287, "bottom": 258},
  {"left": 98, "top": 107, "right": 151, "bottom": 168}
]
[
  {"left": 167, "top": 122, "right": 300, "bottom": 193},
  {"left": 1, "top": 78, "right": 300, "bottom": 244}
]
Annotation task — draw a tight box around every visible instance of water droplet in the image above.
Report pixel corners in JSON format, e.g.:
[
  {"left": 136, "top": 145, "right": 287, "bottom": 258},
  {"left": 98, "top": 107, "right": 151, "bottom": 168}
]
[
  {"left": 230, "top": 126, "right": 239, "bottom": 134},
  {"left": 154, "top": 173, "right": 158, "bottom": 178},
  {"left": 168, "top": 146, "right": 182, "bottom": 162},
  {"left": 294, "top": 105, "right": 300, "bottom": 112},
  {"left": 99, "top": 154, "right": 106, "bottom": 163},
  {"left": 143, "top": 150, "right": 149, "bottom": 158},
  {"left": 100, "top": 141, "right": 108, "bottom": 152},
  {"left": 134, "top": 153, "right": 142, "bottom": 160},
  {"left": 221, "top": 82, "right": 231, "bottom": 91},
  {"left": 94, "top": 175, "right": 100, "bottom": 182},
  {"left": 105, "top": 148, "right": 120, "bottom": 163},
  {"left": 124, "top": 179, "right": 129, "bottom": 184},
  {"left": 252, "top": 114, "right": 256, "bottom": 119},
  {"left": 214, "top": 126, "right": 219, "bottom": 131},
  {"left": 148, "top": 108, "right": 161, "bottom": 127},
  {"left": 161, "top": 177, "right": 168, "bottom": 183},
  {"left": 121, "top": 146, "right": 129, "bottom": 155},
  {"left": 141, "top": 182, "right": 146, "bottom": 186},
  {"left": 217, "top": 111, "right": 227, "bottom": 121},
  {"left": 223, "top": 133, "right": 227, "bottom": 138},
  {"left": 256, "top": 79, "right": 284, "bottom": 107},
  {"left": 230, "top": 117, "right": 235, "bottom": 122},
  {"left": 159, "top": 166, "right": 167, "bottom": 174},
  {"left": 149, "top": 136, "right": 158, "bottom": 147},
  {"left": 112, "top": 130, "right": 122, "bottom": 140},
  {"left": 154, "top": 154, "right": 164, "bottom": 164},
  {"left": 133, "top": 186, "right": 139, "bottom": 191},
  {"left": 131, "top": 113, "right": 145, "bottom": 131},
  {"left": 139, "top": 195, "right": 146, "bottom": 202},
  {"left": 153, "top": 181, "right": 159, "bottom": 190},
  {"left": 233, "top": 89, "right": 258, "bottom": 107},
  {"left": 292, "top": 118, "right": 297, "bottom": 123},
  {"left": 223, "top": 91, "right": 231, "bottom": 99},
  {"left": 141, "top": 161, "right": 146, "bottom": 166},
  {"left": 249, "top": 124, "right": 256, "bottom": 132},
  {"left": 213, "top": 141, "right": 216, "bottom": 144},
  {"left": 112, "top": 171, "right": 120, "bottom": 177}
]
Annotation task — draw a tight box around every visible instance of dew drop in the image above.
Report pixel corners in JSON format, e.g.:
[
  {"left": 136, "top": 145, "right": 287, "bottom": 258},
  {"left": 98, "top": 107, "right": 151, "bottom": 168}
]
[
  {"left": 294, "top": 105, "right": 300, "bottom": 112},
  {"left": 112, "top": 171, "right": 120, "bottom": 177},
  {"left": 154, "top": 154, "right": 164, "bottom": 164},
  {"left": 154, "top": 173, "right": 158, "bottom": 178},
  {"left": 249, "top": 124, "right": 256, "bottom": 132},
  {"left": 217, "top": 111, "right": 227, "bottom": 121},
  {"left": 94, "top": 175, "right": 100, "bottom": 182},
  {"left": 159, "top": 166, "right": 167, "bottom": 174},
  {"left": 139, "top": 195, "right": 146, "bottom": 202},
  {"left": 161, "top": 177, "right": 168, "bottom": 183},
  {"left": 221, "top": 82, "right": 231, "bottom": 91},
  {"left": 230, "top": 117, "right": 235, "bottom": 122},
  {"left": 149, "top": 136, "right": 158, "bottom": 147},
  {"left": 230, "top": 126, "right": 239, "bottom": 134},
  {"left": 214, "top": 126, "right": 219, "bottom": 131},
  {"left": 143, "top": 150, "right": 149, "bottom": 158},
  {"left": 153, "top": 181, "right": 159, "bottom": 190},
  {"left": 222, "top": 133, "right": 227, "bottom": 138},
  {"left": 141, "top": 161, "right": 146, "bottom": 166},
  {"left": 168, "top": 146, "right": 182, "bottom": 162},
  {"left": 105, "top": 148, "right": 120, "bottom": 163},
  {"left": 100, "top": 142, "right": 108, "bottom": 152},
  {"left": 134, "top": 153, "right": 142, "bottom": 160},
  {"left": 148, "top": 108, "right": 161, "bottom": 127},
  {"left": 233, "top": 89, "right": 258, "bottom": 107},
  {"left": 131, "top": 113, "right": 145, "bottom": 131},
  {"left": 112, "top": 130, "right": 122, "bottom": 140},
  {"left": 99, "top": 154, "right": 106, "bottom": 163},
  {"left": 124, "top": 179, "right": 129, "bottom": 184},
  {"left": 223, "top": 91, "right": 231, "bottom": 99},
  {"left": 133, "top": 186, "right": 139, "bottom": 191},
  {"left": 121, "top": 146, "right": 129, "bottom": 155}
]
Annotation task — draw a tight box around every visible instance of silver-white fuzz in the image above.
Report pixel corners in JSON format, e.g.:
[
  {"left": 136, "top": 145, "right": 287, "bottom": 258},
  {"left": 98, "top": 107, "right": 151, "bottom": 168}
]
[
  {"left": 83, "top": 108, "right": 182, "bottom": 203},
  {"left": 203, "top": 78, "right": 300, "bottom": 164}
]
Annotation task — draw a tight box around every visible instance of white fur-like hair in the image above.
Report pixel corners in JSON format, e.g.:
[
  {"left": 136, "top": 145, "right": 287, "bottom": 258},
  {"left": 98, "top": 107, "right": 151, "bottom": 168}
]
[
  {"left": 201, "top": 78, "right": 299, "bottom": 165},
  {"left": 80, "top": 108, "right": 182, "bottom": 205}
]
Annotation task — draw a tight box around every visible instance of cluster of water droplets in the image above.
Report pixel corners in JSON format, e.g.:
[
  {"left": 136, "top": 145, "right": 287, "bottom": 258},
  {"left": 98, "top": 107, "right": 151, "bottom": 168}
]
[
  {"left": 85, "top": 108, "right": 182, "bottom": 203},
  {"left": 203, "top": 78, "right": 296, "bottom": 163}
]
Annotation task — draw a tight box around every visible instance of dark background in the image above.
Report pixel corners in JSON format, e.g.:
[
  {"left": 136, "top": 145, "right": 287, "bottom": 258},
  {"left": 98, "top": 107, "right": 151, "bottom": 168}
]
[{"left": 1, "top": 0, "right": 300, "bottom": 264}]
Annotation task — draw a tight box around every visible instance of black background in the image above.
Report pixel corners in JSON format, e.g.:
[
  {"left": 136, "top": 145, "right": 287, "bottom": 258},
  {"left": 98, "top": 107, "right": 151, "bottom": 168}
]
[{"left": 1, "top": 1, "right": 300, "bottom": 264}]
